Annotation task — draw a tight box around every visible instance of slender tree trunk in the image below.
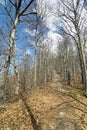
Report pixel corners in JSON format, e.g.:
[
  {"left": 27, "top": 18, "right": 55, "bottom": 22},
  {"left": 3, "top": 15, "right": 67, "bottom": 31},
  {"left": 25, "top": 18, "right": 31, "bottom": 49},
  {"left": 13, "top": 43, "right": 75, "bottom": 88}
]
[
  {"left": 77, "top": 33, "right": 87, "bottom": 95},
  {"left": 74, "top": 21, "right": 87, "bottom": 95},
  {"left": 44, "top": 60, "right": 47, "bottom": 84},
  {"left": 38, "top": 49, "right": 42, "bottom": 85},
  {"left": 78, "top": 44, "right": 87, "bottom": 90},
  {"left": 34, "top": 47, "right": 37, "bottom": 88},
  {"left": 13, "top": 42, "right": 20, "bottom": 95},
  {"left": 0, "top": 14, "right": 19, "bottom": 101}
]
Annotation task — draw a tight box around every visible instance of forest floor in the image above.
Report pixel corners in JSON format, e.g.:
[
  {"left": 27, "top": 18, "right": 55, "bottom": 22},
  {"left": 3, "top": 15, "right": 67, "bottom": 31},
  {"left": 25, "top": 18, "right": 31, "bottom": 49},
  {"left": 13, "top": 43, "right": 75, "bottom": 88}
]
[{"left": 0, "top": 71, "right": 87, "bottom": 130}]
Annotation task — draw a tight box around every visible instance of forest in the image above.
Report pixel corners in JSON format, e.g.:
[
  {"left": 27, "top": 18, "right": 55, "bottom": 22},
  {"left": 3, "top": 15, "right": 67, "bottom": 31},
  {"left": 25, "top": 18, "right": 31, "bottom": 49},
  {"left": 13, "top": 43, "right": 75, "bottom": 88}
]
[{"left": 0, "top": 0, "right": 87, "bottom": 130}]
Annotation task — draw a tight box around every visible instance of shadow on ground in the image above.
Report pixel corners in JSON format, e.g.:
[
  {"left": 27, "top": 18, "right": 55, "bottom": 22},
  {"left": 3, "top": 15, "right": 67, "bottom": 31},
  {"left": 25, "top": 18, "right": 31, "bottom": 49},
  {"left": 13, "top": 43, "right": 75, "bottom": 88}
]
[{"left": 56, "top": 117, "right": 79, "bottom": 130}]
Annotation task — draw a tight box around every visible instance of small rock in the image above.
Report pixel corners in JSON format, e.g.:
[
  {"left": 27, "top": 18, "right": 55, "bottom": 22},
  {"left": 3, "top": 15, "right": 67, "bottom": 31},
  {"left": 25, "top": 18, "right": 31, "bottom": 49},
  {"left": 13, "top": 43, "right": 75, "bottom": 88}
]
[
  {"left": 59, "top": 112, "right": 64, "bottom": 117},
  {"left": 49, "top": 124, "right": 55, "bottom": 129}
]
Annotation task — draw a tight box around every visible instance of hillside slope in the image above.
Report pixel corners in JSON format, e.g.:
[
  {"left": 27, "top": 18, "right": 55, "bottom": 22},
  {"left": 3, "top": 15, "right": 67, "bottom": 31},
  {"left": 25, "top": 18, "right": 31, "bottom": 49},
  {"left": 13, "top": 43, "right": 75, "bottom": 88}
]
[{"left": 0, "top": 72, "right": 87, "bottom": 130}]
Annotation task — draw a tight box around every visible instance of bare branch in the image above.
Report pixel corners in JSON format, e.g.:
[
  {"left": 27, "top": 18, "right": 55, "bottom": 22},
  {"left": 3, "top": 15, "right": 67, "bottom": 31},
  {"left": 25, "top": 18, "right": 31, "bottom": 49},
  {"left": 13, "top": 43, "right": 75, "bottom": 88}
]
[
  {"left": 9, "top": 0, "right": 16, "bottom": 7},
  {"left": 19, "top": 0, "right": 35, "bottom": 17},
  {"left": 22, "top": 12, "right": 37, "bottom": 16}
]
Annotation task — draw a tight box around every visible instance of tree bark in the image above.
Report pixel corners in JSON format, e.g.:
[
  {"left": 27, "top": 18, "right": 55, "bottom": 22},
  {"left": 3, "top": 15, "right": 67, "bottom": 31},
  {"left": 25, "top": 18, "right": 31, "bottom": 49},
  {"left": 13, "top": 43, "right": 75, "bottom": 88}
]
[
  {"left": 76, "top": 28, "right": 87, "bottom": 95},
  {"left": 34, "top": 47, "right": 37, "bottom": 88},
  {"left": 13, "top": 42, "right": 20, "bottom": 95},
  {"left": 0, "top": 14, "right": 19, "bottom": 101}
]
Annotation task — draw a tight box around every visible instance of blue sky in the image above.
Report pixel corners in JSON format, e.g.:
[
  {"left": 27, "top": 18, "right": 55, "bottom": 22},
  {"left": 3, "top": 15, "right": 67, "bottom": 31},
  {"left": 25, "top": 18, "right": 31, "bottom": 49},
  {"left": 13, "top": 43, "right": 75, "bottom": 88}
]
[
  {"left": 0, "top": 0, "right": 5, "bottom": 6},
  {"left": 0, "top": 1, "right": 34, "bottom": 50},
  {"left": 0, "top": 0, "right": 61, "bottom": 56}
]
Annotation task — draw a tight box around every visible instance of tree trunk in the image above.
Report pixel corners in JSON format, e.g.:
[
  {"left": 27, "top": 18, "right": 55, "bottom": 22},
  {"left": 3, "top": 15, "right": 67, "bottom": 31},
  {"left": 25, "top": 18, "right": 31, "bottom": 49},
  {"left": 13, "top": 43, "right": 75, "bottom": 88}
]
[
  {"left": 38, "top": 49, "right": 42, "bottom": 85},
  {"left": 78, "top": 44, "right": 87, "bottom": 90},
  {"left": 77, "top": 34, "right": 87, "bottom": 95},
  {"left": 74, "top": 21, "right": 87, "bottom": 96},
  {"left": 0, "top": 14, "right": 19, "bottom": 102},
  {"left": 34, "top": 47, "right": 37, "bottom": 88},
  {"left": 13, "top": 42, "right": 20, "bottom": 95},
  {"left": 44, "top": 60, "right": 47, "bottom": 84}
]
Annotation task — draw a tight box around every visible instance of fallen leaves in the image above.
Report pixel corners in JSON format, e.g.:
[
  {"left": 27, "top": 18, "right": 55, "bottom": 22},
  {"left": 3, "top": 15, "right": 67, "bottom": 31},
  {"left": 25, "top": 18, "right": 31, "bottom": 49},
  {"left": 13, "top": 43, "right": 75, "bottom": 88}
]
[{"left": 0, "top": 73, "right": 87, "bottom": 130}]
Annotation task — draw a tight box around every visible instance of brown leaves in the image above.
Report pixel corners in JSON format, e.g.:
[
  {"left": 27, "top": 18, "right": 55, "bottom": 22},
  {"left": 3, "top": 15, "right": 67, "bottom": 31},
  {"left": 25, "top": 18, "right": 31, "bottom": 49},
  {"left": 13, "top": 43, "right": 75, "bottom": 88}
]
[{"left": 0, "top": 73, "right": 87, "bottom": 130}]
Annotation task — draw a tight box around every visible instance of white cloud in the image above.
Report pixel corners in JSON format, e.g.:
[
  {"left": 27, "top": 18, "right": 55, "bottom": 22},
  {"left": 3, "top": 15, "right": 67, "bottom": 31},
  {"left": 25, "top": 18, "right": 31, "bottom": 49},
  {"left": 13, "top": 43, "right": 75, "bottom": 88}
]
[
  {"left": 46, "top": 0, "right": 57, "bottom": 4},
  {"left": 0, "top": 0, "right": 5, "bottom": 6},
  {"left": 25, "top": 49, "right": 31, "bottom": 55},
  {"left": 23, "top": 28, "right": 34, "bottom": 36},
  {"left": 44, "top": 0, "right": 57, "bottom": 32},
  {"left": 47, "top": 30, "right": 63, "bottom": 43},
  {"left": 46, "top": 16, "right": 57, "bottom": 31},
  {"left": 47, "top": 30, "right": 63, "bottom": 55}
]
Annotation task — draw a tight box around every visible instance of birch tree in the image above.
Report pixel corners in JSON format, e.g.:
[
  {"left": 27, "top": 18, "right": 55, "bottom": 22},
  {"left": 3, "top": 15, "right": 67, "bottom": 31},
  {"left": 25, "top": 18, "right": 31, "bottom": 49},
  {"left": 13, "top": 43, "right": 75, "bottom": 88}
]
[{"left": 0, "top": 0, "right": 36, "bottom": 101}]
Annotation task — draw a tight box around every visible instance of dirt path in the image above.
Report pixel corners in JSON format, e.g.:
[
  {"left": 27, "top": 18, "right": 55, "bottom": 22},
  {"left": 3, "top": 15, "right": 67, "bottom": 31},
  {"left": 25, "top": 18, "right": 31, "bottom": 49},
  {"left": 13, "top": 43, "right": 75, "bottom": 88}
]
[
  {"left": 0, "top": 72, "right": 87, "bottom": 130},
  {"left": 26, "top": 71, "right": 87, "bottom": 130}
]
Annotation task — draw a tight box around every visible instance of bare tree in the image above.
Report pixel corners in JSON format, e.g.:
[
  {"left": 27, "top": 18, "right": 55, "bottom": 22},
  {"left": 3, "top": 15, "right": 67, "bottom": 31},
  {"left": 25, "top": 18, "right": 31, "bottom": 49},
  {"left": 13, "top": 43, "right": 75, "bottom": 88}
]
[
  {"left": 27, "top": 0, "right": 48, "bottom": 87},
  {"left": 55, "top": 0, "right": 87, "bottom": 96},
  {"left": 0, "top": 0, "right": 36, "bottom": 102}
]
